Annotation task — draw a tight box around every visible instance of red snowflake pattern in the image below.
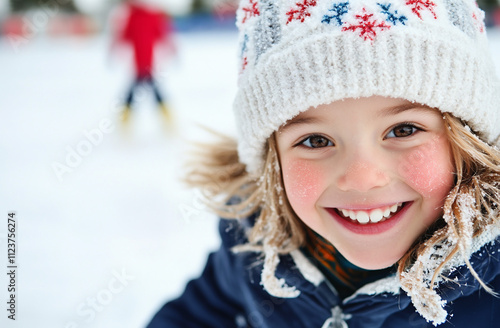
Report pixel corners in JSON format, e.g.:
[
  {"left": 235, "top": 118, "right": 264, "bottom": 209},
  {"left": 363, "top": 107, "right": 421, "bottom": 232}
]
[
  {"left": 342, "top": 8, "right": 391, "bottom": 42},
  {"left": 242, "top": 0, "right": 260, "bottom": 24},
  {"left": 472, "top": 2, "right": 485, "bottom": 33},
  {"left": 405, "top": 0, "right": 437, "bottom": 20},
  {"left": 286, "top": 0, "right": 317, "bottom": 24},
  {"left": 241, "top": 57, "right": 248, "bottom": 72},
  {"left": 472, "top": 12, "right": 485, "bottom": 33}
]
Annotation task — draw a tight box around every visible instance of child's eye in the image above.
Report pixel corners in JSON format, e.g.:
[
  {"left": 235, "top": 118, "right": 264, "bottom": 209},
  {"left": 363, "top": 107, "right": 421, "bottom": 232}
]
[
  {"left": 299, "top": 135, "right": 334, "bottom": 148},
  {"left": 386, "top": 124, "right": 421, "bottom": 138}
]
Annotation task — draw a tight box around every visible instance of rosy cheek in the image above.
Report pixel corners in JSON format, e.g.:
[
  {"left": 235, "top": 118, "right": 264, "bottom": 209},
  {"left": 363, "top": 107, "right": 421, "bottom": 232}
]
[
  {"left": 282, "top": 159, "right": 323, "bottom": 207},
  {"left": 397, "top": 136, "right": 454, "bottom": 198}
]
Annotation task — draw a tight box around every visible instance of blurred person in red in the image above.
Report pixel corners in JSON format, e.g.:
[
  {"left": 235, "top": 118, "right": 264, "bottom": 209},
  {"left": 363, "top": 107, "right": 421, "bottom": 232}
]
[{"left": 112, "top": 0, "right": 176, "bottom": 122}]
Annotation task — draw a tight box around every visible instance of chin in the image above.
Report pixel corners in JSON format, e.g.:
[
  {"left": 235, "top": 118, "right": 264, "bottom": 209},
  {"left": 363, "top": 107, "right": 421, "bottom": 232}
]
[
  {"left": 355, "top": 260, "right": 397, "bottom": 271},
  {"left": 342, "top": 250, "right": 402, "bottom": 271}
]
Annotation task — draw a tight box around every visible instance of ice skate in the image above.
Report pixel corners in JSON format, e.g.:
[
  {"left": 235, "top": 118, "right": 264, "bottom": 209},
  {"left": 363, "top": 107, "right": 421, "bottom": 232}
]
[
  {"left": 159, "top": 102, "right": 174, "bottom": 128},
  {"left": 120, "top": 105, "right": 132, "bottom": 122}
]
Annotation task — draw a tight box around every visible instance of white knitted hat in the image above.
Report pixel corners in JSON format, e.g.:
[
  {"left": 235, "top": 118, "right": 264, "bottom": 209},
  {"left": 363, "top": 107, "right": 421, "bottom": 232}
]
[{"left": 234, "top": 0, "right": 500, "bottom": 176}]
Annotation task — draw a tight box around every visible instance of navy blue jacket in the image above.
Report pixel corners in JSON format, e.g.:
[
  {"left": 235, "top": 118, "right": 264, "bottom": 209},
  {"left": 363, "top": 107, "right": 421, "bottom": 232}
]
[{"left": 148, "top": 219, "right": 500, "bottom": 327}]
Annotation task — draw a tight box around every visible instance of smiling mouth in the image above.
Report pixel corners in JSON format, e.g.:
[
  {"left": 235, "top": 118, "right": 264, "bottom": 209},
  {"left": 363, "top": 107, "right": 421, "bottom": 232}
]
[{"left": 334, "top": 202, "right": 407, "bottom": 224}]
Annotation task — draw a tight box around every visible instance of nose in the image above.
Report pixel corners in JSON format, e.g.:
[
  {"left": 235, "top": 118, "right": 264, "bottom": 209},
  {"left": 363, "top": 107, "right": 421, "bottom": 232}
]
[{"left": 336, "top": 155, "right": 390, "bottom": 192}]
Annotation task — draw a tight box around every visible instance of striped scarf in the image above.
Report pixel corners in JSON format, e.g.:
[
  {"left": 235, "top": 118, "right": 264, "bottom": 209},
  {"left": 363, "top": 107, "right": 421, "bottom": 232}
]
[{"left": 301, "top": 228, "right": 396, "bottom": 299}]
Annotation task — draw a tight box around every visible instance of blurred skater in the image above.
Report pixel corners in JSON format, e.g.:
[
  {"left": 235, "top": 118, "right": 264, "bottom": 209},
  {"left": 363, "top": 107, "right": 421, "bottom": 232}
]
[{"left": 112, "top": 0, "right": 176, "bottom": 122}]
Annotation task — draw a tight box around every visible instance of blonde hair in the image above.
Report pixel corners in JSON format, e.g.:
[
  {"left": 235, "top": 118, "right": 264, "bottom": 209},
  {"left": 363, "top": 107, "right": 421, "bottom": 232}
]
[{"left": 185, "top": 114, "right": 500, "bottom": 305}]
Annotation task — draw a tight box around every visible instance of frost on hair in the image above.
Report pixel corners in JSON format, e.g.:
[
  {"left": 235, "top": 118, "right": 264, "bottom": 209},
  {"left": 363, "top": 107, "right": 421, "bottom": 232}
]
[
  {"left": 399, "top": 114, "right": 500, "bottom": 325},
  {"left": 184, "top": 132, "right": 307, "bottom": 297}
]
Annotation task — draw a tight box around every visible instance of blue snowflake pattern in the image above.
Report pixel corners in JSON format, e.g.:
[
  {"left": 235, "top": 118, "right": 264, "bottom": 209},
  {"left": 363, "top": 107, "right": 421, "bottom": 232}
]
[
  {"left": 322, "top": 2, "right": 350, "bottom": 26},
  {"left": 378, "top": 3, "right": 408, "bottom": 25},
  {"left": 241, "top": 34, "right": 249, "bottom": 58}
]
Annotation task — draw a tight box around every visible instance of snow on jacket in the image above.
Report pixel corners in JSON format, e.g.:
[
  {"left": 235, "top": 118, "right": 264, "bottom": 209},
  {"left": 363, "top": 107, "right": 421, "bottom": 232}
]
[{"left": 147, "top": 217, "right": 500, "bottom": 328}]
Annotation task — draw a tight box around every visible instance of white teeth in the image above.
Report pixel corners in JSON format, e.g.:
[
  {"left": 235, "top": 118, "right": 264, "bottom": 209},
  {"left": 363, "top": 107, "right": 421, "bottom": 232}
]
[
  {"left": 390, "top": 204, "right": 398, "bottom": 213},
  {"left": 370, "top": 209, "right": 384, "bottom": 223},
  {"left": 356, "top": 211, "right": 370, "bottom": 224},
  {"left": 338, "top": 202, "right": 403, "bottom": 224}
]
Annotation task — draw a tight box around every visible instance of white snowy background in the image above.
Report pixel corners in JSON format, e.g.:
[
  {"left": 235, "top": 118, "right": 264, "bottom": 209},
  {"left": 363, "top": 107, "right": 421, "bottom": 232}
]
[
  {"left": 0, "top": 20, "right": 499, "bottom": 328},
  {"left": 0, "top": 27, "right": 237, "bottom": 328}
]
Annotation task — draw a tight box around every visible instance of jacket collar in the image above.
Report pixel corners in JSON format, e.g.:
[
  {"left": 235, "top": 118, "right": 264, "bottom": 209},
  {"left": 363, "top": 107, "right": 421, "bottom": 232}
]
[{"left": 284, "top": 222, "right": 500, "bottom": 325}]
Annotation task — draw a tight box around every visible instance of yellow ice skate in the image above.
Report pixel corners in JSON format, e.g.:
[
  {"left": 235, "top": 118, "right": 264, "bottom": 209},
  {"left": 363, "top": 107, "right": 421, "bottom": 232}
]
[
  {"left": 120, "top": 105, "right": 132, "bottom": 122},
  {"left": 159, "top": 102, "right": 173, "bottom": 126}
]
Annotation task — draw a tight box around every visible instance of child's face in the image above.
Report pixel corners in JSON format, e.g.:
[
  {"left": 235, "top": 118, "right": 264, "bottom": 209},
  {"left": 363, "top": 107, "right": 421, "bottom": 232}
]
[{"left": 276, "top": 96, "right": 455, "bottom": 270}]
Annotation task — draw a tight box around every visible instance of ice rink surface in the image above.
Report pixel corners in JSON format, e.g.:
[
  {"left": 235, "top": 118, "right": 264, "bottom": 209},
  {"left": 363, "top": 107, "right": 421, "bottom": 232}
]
[{"left": 0, "top": 28, "right": 499, "bottom": 328}]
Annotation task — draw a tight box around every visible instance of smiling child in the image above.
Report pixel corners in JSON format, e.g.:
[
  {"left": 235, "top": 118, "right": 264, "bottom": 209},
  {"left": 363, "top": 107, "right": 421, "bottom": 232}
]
[{"left": 148, "top": 1, "right": 500, "bottom": 327}]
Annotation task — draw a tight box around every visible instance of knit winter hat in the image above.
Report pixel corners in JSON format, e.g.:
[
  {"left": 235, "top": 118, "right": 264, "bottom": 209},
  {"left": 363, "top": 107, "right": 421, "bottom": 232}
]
[{"left": 234, "top": 0, "right": 500, "bottom": 176}]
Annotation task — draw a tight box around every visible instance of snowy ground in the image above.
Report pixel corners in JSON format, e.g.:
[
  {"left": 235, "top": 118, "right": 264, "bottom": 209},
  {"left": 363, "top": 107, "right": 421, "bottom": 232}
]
[
  {"left": 0, "top": 28, "right": 499, "bottom": 328},
  {"left": 0, "top": 30, "right": 238, "bottom": 328}
]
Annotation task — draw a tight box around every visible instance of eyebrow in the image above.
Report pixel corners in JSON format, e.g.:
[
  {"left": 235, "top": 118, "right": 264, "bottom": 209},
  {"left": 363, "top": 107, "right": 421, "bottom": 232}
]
[
  {"left": 377, "top": 103, "right": 437, "bottom": 117},
  {"left": 279, "top": 116, "right": 322, "bottom": 133}
]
